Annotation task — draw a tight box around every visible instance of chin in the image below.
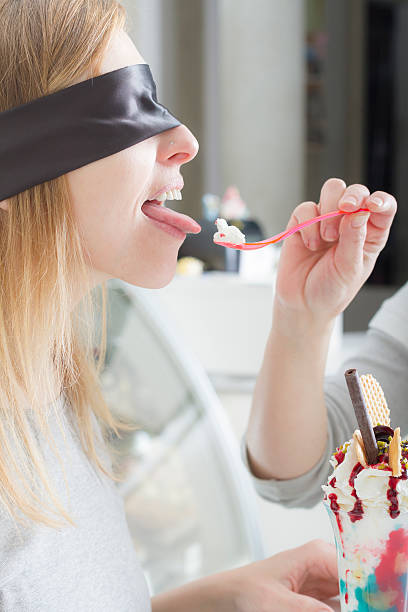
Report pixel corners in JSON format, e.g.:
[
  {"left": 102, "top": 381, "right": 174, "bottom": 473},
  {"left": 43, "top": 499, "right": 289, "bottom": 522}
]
[{"left": 123, "top": 265, "right": 177, "bottom": 290}]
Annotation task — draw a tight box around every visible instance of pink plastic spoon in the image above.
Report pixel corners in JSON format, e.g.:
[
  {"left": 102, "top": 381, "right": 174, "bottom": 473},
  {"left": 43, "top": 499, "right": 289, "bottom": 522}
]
[{"left": 213, "top": 208, "right": 370, "bottom": 251}]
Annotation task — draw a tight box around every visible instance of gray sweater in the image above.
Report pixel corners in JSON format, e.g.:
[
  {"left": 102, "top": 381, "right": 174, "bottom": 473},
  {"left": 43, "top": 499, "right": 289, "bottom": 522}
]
[
  {"left": 0, "top": 394, "right": 151, "bottom": 611},
  {"left": 242, "top": 281, "right": 408, "bottom": 509}
]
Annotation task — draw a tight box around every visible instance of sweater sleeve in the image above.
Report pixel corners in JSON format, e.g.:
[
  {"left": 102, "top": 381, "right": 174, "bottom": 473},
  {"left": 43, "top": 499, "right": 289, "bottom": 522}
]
[{"left": 241, "top": 283, "right": 408, "bottom": 508}]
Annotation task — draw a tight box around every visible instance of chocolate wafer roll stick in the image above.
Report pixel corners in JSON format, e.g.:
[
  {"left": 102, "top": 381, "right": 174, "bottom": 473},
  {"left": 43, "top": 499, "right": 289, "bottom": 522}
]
[{"left": 345, "top": 368, "right": 378, "bottom": 465}]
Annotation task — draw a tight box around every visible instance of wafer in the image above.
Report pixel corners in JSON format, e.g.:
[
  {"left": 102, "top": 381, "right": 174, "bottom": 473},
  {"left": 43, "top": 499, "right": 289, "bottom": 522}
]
[
  {"left": 389, "top": 427, "right": 402, "bottom": 477},
  {"left": 359, "top": 374, "right": 390, "bottom": 427},
  {"left": 353, "top": 429, "right": 367, "bottom": 466}
]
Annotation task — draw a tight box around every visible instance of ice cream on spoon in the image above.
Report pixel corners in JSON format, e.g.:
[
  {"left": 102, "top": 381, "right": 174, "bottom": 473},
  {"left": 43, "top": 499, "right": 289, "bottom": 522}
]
[{"left": 213, "top": 218, "right": 246, "bottom": 245}]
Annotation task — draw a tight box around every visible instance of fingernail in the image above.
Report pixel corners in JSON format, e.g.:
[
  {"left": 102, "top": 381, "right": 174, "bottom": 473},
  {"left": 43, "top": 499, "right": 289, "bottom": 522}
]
[
  {"left": 351, "top": 212, "right": 369, "bottom": 228},
  {"left": 369, "top": 196, "right": 383, "bottom": 207},
  {"left": 340, "top": 196, "right": 357, "bottom": 208},
  {"left": 323, "top": 228, "right": 338, "bottom": 241}
]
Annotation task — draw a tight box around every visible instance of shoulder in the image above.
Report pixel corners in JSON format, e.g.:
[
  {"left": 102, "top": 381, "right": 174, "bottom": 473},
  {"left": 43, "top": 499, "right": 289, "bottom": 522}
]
[{"left": 369, "top": 282, "right": 408, "bottom": 349}]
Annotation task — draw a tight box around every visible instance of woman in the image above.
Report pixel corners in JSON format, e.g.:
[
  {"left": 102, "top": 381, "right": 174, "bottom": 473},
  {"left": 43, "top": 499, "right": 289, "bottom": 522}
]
[{"left": 0, "top": 1, "right": 339, "bottom": 610}]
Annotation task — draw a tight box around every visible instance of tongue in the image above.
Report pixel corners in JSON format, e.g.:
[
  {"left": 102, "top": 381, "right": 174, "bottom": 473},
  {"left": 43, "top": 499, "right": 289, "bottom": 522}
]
[{"left": 142, "top": 202, "right": 201, "bottom": 234}]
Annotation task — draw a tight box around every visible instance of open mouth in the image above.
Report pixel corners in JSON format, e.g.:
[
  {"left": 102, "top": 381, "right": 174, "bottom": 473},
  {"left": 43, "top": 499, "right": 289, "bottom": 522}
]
[{"left": 141, "top": 189, "right": 201, "bottom": 238}]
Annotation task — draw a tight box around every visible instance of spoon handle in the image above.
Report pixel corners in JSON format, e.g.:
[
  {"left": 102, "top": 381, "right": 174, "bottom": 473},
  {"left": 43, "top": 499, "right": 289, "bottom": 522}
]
[{"left": 245, "top": 208, "right": 370, "bottom": 246}]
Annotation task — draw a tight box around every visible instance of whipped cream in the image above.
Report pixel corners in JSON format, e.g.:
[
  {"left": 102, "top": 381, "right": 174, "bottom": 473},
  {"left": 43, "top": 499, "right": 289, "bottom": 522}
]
[
  {"left": 322, "top": 435, "right": 408, "bottom": 515},
  {"left": 213, "top": 218, "right": 245, "bottom": 245}
]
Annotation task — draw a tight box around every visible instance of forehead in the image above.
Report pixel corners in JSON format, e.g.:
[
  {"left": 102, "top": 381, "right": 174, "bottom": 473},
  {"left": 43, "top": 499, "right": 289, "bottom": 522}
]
[{"left": 100, "top": 30, "right": 145, "bottom": 75}]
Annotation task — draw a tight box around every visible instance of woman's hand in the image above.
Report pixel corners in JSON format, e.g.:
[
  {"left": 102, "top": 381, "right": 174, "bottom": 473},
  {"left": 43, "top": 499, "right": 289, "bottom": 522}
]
[
  {"left": 229, "top": 539, "right": 338, "bottom": 612},
  {"left": 275, "top": 178, "right": 397, "bottom": 328},
  {"left": 152, "top": 539, "right": 339, "bottom": 612},
  {"left": 246, "top": 177, "right": 397, "bottom": 482}
]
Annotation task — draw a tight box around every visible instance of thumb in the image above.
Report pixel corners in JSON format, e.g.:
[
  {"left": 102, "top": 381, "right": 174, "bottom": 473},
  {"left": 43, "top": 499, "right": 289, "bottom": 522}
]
[
  {"left": 283, "top": 590, "right": 335, "bottom": 612},
  {"left": 333, "top": 211, "right": 370, "bottom": 282}
]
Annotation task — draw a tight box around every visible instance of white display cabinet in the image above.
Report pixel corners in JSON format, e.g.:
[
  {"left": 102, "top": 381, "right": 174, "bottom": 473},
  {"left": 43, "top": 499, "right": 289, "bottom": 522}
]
[{"left": 99, "top": 279, "right": 264, "bottom": 596}]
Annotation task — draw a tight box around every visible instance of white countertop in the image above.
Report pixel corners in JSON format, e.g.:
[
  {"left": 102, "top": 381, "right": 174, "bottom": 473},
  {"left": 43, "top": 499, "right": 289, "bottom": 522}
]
[{"left": 155, "top": 272, "right": 343, "bottom": 378}]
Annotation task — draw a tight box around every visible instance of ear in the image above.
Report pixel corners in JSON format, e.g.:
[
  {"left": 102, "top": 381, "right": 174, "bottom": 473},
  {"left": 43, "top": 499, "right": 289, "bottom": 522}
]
[{"left": 0, "top": 200, "right": 9, "bottom": 211}]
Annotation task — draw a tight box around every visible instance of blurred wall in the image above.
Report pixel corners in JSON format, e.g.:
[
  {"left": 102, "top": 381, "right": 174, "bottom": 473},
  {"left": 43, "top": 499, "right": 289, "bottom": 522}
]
[
  {"left": 325, "top": 0, "right": 365, "bottom": 186},
  {"left": 219, "top": 0, "right": 305, "bottom": 234}
]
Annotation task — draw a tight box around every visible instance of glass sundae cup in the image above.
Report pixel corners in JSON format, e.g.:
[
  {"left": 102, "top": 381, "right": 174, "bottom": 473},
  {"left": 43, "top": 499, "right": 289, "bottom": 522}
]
[{"left": 323, "top": 429, "right": 408, "bottom": 611}]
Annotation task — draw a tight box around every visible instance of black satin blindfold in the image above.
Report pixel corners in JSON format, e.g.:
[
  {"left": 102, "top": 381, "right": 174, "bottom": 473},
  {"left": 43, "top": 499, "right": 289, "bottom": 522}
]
[{"left": 0, "top": 64, "right": 181, "bottom": 201}]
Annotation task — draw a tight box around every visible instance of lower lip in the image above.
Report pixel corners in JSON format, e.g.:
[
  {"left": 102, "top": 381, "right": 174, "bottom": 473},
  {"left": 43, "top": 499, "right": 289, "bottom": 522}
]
[{"left": 141, "top": 201, "right": 201, "bottom": 240}]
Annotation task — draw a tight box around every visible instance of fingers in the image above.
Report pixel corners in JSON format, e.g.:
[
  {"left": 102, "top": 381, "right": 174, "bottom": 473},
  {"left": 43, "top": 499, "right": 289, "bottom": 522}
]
[
  {"left": 321, "top": 180, "right": 372, "bottom": 241},
  {"left": 294, "top": 540, "right": 339, "bottom": 602},
  {"left": 287, "top": 179, "right": 396, "bottom": 268},
  {"left": 340, "top": 187, "right": 397, "bottom": 233},
  {"left": 337, "top": 183, "right": 371, "bottom": 212},
  {"left": 320, "top": 179, "right": 373, "bottom": 242},
  {"left": 297, "top": 540, "right": 338, "bottom": 579},
  {"left": 319, "top": 178, "right": 346, "bottom": 241},
  {"left": 334, "top": 210, "right": 370, "bottom": 283},
  {"left": 282, "top": 590, "right": 335, "bottom": 611},
  {"left": 339, "top": 190, "right": 397, "bottom": 262},
  {"left": 364, "top": 190, "right": 397, "bottom": 230},
  {"left": 334, "top": 190, "right": 396, "bottom": 285},
  {"left": 291, "top": 201, "right": 322, "bottom": 251}
]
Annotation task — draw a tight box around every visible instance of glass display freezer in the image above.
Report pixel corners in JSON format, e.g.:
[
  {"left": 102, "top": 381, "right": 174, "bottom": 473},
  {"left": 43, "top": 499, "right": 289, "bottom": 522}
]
[{"left": 97, "top": 279, "right": 264, "bottom": 596}]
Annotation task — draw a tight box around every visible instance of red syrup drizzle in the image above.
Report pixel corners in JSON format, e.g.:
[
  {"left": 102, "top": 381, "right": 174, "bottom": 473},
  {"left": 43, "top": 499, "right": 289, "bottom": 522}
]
[
  {"left": 329, "top": 477, "right": 336, "bottom": 487},
  {"left": 328, "top": 493, "right": 346, "bottom": 558},
  {"left": 388, "top": 477, "right": 400, "bottom": 519},
  {"left": 387, "top": 468, "right": 407, "bottom": 519},
  {"left": 345, "top": 569, "right": 350, "bottom": 604},
  {"left": 334, "top": 450, "right": 345, "bottom": 465},
  {"left": 348, "top": 463, "right": 365, "bottom": 523}
]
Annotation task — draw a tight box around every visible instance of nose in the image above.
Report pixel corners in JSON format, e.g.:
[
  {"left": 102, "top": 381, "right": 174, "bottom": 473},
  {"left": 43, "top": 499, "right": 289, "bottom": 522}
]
[{"left": 157, "top": 124, "right": 199, "bottom": 166}]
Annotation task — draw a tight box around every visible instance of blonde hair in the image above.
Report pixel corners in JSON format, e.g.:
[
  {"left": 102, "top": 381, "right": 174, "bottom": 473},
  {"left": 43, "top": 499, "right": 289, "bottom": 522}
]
[{"left": 0, "top": 0, "right": 133, "bottom": 528}]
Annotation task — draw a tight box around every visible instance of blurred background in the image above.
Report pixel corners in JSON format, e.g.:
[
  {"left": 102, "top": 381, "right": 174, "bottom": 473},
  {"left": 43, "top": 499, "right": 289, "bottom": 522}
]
[
  {"left": 100, "top": 0, "right": 407, "bottom": 598},
  {"left": 123, "top": 0, "right": 407, "bottom": 314}
]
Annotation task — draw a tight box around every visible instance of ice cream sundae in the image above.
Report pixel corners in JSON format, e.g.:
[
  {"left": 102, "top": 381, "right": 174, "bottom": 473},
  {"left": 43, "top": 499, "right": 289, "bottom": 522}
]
[{"left": 323, "top": 371, "right": 408, "bottom": 611}]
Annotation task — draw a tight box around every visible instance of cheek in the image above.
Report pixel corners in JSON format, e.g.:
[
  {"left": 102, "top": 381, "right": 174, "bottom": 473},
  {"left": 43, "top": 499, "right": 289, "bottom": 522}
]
[
  {"left": 66, "top": 146, "right": 152, "bottom": 251},
  {"left": 66, "top": 148, "right": 182, "bottom": 288},
  {"left": 68, "top": 147, "right": 152, "bottom": 221}
]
